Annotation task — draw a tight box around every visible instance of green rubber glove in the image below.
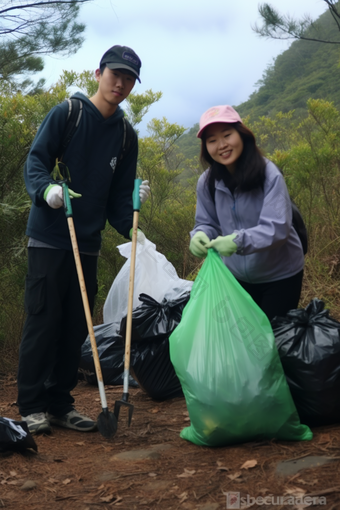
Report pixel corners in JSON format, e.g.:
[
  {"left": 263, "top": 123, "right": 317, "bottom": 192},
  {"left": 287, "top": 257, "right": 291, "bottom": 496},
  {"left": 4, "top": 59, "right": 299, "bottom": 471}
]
[
  {"left": 205, "top": 233, "right": 238, "bottom": 257},
  {"left": 189, "top": 231, "right": 210, "bottom": 258}
]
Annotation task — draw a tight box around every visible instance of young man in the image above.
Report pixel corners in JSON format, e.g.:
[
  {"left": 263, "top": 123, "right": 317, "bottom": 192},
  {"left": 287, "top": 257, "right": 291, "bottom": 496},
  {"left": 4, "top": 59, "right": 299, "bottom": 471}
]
[{"left": 17, "top": 45, "right": 150, "bottom": 435}]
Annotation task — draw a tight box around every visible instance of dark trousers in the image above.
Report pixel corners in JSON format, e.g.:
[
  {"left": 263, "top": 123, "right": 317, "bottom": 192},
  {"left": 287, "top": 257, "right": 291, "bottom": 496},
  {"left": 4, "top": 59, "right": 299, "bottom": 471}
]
[
  {"left": 17, "top": 248, "right": 98, "bottom": 417},
  {"left": 237, "top": 270, "right": 304, "bottom": 322}
]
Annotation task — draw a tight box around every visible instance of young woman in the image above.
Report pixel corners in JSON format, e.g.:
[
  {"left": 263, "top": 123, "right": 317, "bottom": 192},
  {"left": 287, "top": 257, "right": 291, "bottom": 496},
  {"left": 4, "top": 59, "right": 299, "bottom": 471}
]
[{"left": 189, "top": 105, "right": 304, "bottom": 321}]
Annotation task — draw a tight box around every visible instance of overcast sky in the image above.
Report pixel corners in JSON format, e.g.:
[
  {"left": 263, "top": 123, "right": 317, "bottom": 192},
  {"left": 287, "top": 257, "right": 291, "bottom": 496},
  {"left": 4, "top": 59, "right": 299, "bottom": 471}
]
[{"left": 39, "top": 0, "right": 327, "bottom": 135}]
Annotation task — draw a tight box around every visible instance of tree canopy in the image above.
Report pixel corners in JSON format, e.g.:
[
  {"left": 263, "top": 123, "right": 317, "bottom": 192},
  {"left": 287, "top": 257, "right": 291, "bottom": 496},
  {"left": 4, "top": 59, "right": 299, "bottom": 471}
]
[
  {"left": 253, "top": 1, "right": 340, "bottom": 45},
  {"left": 0, "top": 1, "right": 92, "bottom": 90}
]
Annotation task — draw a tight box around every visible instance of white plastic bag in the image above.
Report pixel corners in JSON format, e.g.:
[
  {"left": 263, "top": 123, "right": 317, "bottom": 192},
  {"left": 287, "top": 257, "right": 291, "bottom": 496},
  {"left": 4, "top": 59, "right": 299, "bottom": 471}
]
[{"left": 103, "top": 238, "right": 193, "bottom": 324}]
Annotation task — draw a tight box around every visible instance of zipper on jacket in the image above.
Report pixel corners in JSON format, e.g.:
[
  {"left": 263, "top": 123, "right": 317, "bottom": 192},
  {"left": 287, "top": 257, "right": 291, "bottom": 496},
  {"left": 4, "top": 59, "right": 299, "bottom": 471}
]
[{"left": 232, "top": 194, "right": 251, "bottom": 282}]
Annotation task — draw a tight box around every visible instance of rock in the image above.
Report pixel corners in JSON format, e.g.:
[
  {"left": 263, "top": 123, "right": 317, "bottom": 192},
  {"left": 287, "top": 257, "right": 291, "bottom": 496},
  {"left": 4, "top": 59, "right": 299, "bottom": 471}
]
[
  {"left": 110, "top": 443, "right": 171, "bottom": 462},
  {"left": 20, "top": 480, "right": 37, "bottom": 491}
]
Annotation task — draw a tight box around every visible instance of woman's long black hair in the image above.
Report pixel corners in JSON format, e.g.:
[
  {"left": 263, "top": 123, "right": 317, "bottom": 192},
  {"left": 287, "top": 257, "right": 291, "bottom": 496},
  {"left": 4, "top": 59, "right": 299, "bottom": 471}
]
[{"left": 200, "top": 122, "right": 266, "bottom": 192}]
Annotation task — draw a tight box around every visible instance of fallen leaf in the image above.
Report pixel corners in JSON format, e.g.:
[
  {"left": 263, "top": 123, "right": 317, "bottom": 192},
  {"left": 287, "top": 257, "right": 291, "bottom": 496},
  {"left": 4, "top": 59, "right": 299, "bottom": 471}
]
[
  {"left": 216, "top": 461, "right": 229, "bottom": 471},
  {"left": 258, "top": 488, "right": 270, "bottom": 495},
  {"left": 184, "top": 417, "right": 190, "bottom": 422},
  {"left": 177, "top": 469, "right": 196, "bottom": 478},
  {"left": 75, "top": 442, "right": 85, "bottom": 446},
  {"left": 284, "top": 487, "right": 306, "bottom": 498},
  {"left": 95, "top": 398, "right": 100, "bottom": 402},
  {"left": 241, "top": 459, "right": 257, "bottom": 470},
  {"left": 183, "top": 411, "right": 189, "bottom": 416},
  {"left": 296, "top": 478, "right": 318, "bottom": 486},
  {"left": 48, "top": 478, "right": 59, "bottom": 484},
  {"left": 100, "top": 494, "right": 114, "bottom": 503},
  {"left": 149, "top": 408, "right": 159, "bottom": 414},
  {"left": 62, "top": 479, "right": 71, "bottom": 485},
  {"left": 176, "top": 491, "right": 188, "bottom": 503},
  {"left": 148, "top": 473, "right": 157, "bottom": 477},
  {"left": 9, "top": 471, "right": 17, "bottom": 477},
  {"left": 227, "top": 472, "right": 242, "bottom": 480}
]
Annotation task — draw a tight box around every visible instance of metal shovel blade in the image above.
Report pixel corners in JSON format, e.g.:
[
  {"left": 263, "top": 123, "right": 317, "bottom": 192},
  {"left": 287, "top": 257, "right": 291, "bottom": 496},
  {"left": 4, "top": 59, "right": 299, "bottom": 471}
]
[
  {"left": 97, "top": 407, "right": 118, "bottom": 439},
  {"left": 114, "top": 398, "right": 134, "bottom": 427}
]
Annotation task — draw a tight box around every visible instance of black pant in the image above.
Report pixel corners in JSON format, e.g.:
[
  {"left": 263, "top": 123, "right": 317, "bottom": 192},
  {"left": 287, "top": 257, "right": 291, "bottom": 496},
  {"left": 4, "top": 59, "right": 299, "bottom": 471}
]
[
  {"left": 236, "top": 270, "right": 304, "bottom": 322},
  {"left": 17, "top": 248, "right": 98, "bottom": 417}
]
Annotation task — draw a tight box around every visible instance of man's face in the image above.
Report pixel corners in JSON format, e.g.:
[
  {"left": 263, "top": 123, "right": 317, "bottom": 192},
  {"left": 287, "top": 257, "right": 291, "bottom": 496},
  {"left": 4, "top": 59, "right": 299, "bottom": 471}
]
[{"left": 95, "top": 67, "right": 136, "bottom": 107}]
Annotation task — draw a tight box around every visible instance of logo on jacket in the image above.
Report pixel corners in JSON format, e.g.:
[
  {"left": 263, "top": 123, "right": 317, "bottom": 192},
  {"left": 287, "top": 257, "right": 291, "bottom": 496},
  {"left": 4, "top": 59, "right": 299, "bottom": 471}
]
[{"left": 110, "top": 157, "right": 117, "bottom": 173}]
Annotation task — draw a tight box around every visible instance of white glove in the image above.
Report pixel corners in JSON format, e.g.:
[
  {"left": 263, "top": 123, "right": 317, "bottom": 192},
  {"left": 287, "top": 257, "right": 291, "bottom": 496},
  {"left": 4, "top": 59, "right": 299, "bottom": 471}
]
[
  {"left": 137, "top": 230, "right": 146, "bottom": 244},
  {"left": 45, "top": 185, "right": 63, "bottom": 209},
  {"left": 139, "top": 180, "right": 150, "bottom": 204},
  {"left": 45, "top": 184, "right": 81, "bottom": 209},
  {"left": 129, "top": 228, "right": 146, "bottom": 244}
]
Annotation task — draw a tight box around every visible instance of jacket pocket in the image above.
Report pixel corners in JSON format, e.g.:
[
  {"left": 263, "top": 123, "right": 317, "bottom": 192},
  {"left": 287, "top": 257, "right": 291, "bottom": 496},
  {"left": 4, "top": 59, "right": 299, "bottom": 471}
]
[{"left": 24, "top": 275, "right": 46, "bottom": 315}]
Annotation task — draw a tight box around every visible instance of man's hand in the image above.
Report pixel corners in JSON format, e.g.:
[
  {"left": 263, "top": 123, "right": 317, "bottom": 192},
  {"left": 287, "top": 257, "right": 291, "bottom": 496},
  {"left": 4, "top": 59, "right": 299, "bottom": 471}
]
[
  {"left": 189, "top": 231, "right": 210, "bottom": 258},
  {"left": 129, "top": 228, "right": 146, "bottom": 244},
  {"left": 205, "top": 234, "right": 237, "bottom": 257},
  {"left": 44, "top": 184, "right": 82, "bottom": 209},
  {"left": 139, "top": 180, "right": 150, "bottom": 204}
]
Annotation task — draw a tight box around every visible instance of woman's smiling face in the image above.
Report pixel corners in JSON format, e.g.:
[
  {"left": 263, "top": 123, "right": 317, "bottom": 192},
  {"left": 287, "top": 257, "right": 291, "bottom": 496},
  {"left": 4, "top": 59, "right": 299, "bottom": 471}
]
[{"left": 205, "top": 123, "right": 244, "bottom": 173}]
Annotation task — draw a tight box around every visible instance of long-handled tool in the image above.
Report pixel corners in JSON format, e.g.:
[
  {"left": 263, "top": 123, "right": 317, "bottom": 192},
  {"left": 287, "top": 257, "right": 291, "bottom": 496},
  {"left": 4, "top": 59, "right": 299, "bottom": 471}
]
[
  {"left": 61, "top": 180, "right": 117, "bottom": 439},
  {"left": 114, "top": 178, "right": 142, "bottom": 427}
]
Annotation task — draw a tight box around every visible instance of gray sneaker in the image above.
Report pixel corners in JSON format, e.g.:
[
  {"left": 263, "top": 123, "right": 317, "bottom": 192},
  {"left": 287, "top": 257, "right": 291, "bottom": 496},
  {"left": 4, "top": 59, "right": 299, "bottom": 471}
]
[
  {"left": 22, "top": 412, "right": 51, "bottom": 435},
  {"left": 47, "top": 410, "right": 97, "bottom": 432}
]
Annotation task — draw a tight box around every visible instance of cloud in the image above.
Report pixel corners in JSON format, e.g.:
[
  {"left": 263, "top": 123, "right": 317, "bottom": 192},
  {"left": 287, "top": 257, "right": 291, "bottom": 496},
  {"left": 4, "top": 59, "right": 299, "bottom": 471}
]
[{"left": 38, "top": 0, "right": 328, "bottom": 135}]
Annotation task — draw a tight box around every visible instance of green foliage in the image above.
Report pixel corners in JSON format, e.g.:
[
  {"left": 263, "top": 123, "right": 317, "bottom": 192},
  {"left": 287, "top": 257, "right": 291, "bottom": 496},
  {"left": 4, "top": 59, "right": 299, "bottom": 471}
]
[
  {"left": 246, "top": 99, "right": 340, "bottom": 312},
  {"left": 238, "top": 6, "right": 340, "bottom": 121},
  {"left": 58, "top": 70, "right": 98, "bottom": 98},
  {"left": 254, "top": 1, "right": 340, "bottom": 44},
  {"left": 0, "top": 81, "right": 69, "bottom": 368},
  {"left": 125, "top": 90, "right": 162, "bottom": 129},
  {"left": 0, "top": 1, "right": 92, "bottom": 90},
  {"left": 176, "top": 123, "right": 201, "bottom": 160}
]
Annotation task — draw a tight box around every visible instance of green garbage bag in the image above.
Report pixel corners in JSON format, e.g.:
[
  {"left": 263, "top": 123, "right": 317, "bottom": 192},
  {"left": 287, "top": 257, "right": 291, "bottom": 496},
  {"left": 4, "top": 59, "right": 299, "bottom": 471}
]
[{"left": 169, "top": 249, "right": 312, "bottom": 446}]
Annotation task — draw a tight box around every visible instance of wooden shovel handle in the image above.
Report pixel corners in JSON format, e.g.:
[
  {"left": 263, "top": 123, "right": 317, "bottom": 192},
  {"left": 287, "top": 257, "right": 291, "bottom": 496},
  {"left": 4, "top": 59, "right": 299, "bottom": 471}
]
[
  {"left": 124, "top": 210, "right": 139, "bottom": 371},
  {"left": 67, "top": 217, "right": 105, "bottom": 389}
]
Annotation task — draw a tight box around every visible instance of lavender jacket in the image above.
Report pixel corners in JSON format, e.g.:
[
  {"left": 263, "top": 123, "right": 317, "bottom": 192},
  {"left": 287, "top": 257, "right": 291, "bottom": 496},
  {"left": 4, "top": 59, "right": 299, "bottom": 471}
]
[{"left": 190, "top": 159, "right": 304, "bottom": 284}]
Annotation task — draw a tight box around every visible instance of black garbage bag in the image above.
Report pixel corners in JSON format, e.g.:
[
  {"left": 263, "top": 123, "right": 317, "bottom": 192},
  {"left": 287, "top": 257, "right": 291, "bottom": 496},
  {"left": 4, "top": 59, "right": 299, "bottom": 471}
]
[
  {"left": 119, "top": 292, "right": 191, "bottom": 400},
  {"left": 0, "top": 417, "right": 37, "bottom": 453},
  {"left": 272, "top": 298, "right": 340, "bottom": 426},
  {"left": 78, "top": 322, "right": 138, "bottom": 387},
  {"left": 119, "top": 291, "right": 190, "bottom": 340},
  {"left": 130, "top": 335, "right": 183, "bottom": 400}
]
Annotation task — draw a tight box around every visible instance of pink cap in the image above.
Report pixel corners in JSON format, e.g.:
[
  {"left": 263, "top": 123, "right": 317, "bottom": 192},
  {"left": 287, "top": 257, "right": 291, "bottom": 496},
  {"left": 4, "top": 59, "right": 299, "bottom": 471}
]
[{"left": 197, "top": 105, "right": 242, "bottom": 138}]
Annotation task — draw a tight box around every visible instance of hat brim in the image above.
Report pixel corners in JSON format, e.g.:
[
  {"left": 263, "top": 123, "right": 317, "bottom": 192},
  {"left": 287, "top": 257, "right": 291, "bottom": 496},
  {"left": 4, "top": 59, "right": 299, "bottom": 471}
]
[
  {"left": 197, "top": 118, "right": 242, "bottom": 139},
  {"left": 105, "top": 63, "right": 141, "bottom": 83}
]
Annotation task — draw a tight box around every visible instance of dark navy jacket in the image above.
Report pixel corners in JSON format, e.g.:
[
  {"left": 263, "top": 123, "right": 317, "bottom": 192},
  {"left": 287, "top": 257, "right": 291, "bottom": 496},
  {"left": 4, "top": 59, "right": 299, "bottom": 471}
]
[{"left": 24, "top": 92, "right": 137, "bottom": 253}]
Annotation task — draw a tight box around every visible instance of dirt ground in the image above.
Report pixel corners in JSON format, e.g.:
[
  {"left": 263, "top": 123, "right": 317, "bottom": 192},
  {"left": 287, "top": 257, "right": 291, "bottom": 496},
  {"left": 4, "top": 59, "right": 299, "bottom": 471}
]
[{"left": 1, "top": 376, "right": 340, "bottom": 510}]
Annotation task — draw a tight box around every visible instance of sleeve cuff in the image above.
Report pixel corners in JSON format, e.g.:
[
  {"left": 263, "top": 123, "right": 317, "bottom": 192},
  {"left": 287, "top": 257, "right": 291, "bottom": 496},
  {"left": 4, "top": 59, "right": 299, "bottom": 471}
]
[{"left": 233, "top": 230, "right": 244, "bottom": 254}]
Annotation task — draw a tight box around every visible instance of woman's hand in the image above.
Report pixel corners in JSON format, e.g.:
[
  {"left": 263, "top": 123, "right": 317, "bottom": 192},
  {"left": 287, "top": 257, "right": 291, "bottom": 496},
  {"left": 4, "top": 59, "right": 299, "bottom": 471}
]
[
  {"left": 205, "top": 234, "right": 237, "bottom": 257},
  {"left": 189, "top": 232, "right": 210, "bottom": 257}
]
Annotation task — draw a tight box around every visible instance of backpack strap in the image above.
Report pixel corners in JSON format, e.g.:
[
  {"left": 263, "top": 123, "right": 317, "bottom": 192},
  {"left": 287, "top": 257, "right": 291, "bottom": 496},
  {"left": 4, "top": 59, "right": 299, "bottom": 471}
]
[
  {"left": 117, "top": 117, "right": 135, "bottom": 168},
  {"left": 58, "top": 97, "right": 83, "bottom": 161}
]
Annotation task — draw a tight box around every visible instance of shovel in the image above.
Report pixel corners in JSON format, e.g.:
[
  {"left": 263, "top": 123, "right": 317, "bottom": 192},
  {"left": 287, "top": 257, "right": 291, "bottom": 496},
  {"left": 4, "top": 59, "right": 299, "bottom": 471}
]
[
  {"left": 61, "top": 180, "right": 117, "bottom": 439},
  {"left": 114, "top": 178, "right": 143, "bottom": 427}
]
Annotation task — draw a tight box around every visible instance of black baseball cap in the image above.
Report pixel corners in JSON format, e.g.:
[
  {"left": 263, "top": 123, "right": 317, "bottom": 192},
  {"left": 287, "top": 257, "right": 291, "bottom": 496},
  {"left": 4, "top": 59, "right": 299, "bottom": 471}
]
[{"left": 100, "top": 45, "right": 141, "bottom": 83}]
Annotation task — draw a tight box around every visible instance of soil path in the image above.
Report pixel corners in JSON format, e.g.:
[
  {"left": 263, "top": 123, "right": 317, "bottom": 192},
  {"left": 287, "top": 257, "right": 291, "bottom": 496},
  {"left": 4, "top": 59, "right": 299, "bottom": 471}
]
[{"left": 1, "top": 377, "right": 340, "bottom": 510}]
